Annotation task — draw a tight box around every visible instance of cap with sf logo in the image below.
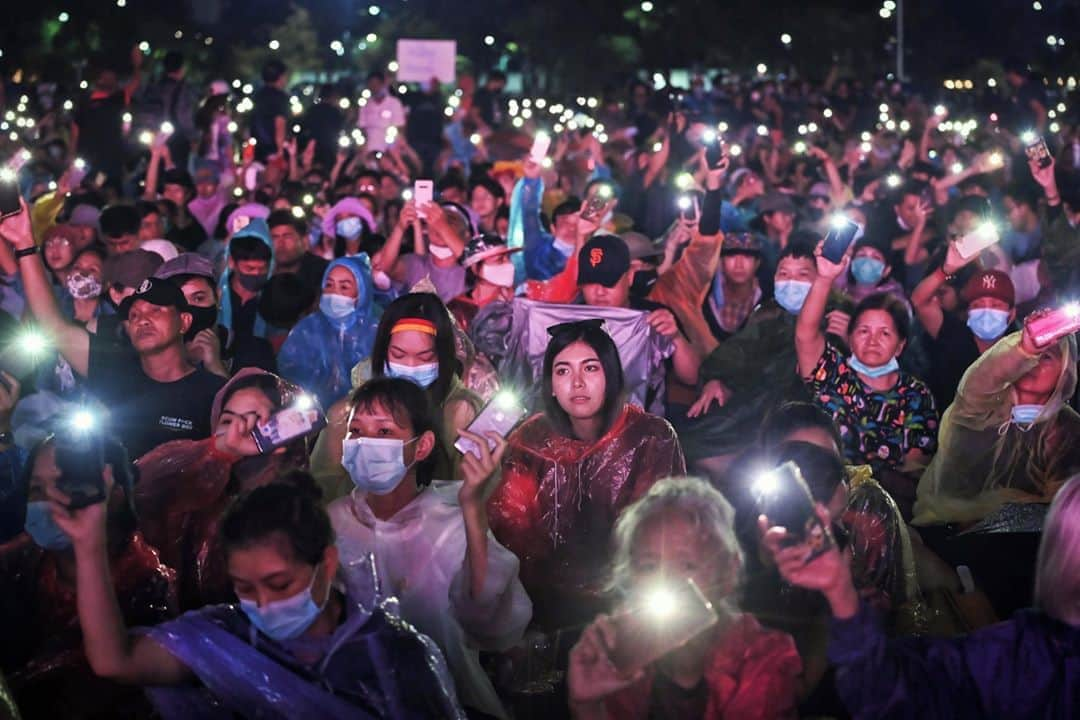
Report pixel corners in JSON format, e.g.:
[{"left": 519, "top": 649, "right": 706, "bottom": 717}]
[{"left": 577, "top": 234, "right": 630, "bottom": 288}]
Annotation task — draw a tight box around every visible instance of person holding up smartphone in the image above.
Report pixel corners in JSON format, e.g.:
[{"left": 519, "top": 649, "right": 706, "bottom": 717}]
[
  {"left": 330, "top": 377, "right": 530, "bottom": 719},
  {"left": 914, "top": 309, "right": 1080, "bottom": 528},
  {"left": 763, "top": 476, "right": 1080, "bottom": 719},
  {"left": 0, "top": 435, "right": 176, "bottom": 719},
  {"left": 568, "top": 477, "right": 801, "bottom": 720},
  {"left": 796, "top": 240, "right": 938, "bottom": 512}
]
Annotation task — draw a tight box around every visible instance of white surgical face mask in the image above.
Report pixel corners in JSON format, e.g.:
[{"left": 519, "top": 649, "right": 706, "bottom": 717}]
[
  {"left": 341, "top": 436, "right": 417, "bottom": 495},
  {"left": 480, "top": 262, "right": 516, "bottom": 288},
  {"left": 429, "top": 244, "right": 455, "bottom": 260}
]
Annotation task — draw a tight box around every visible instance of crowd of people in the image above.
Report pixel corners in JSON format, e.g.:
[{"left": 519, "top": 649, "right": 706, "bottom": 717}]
[{"left": 0, "top": 43, "right": 1078, "bottom": 719}]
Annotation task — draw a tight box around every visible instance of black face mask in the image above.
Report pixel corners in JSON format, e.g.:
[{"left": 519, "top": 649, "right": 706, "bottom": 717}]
[
  {"left": 234, "top": 271, "right": 267, "bottom": 293},
  {"left": 184, "top": 305, "right": 219, "bottom": 341},
  {"left": 630, "top": 269, "right": 658, "bottom": 299},
  {"left": 806, "top": 207, "right": 825, "bottom": 222}
]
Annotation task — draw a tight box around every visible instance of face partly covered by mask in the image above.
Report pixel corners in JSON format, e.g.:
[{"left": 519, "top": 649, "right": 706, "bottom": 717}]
[{"left": 341, "top": 394, "right": 434, "bottom": 496}]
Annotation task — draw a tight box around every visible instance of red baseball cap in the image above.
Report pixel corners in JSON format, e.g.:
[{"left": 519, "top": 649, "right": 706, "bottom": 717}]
[{"left": 961, "top": 269, "right": 1015, "bottom": 307}]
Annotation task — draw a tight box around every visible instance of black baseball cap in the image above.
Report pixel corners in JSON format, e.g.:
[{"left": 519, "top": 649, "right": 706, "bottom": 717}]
[
  {"left": 118, "top": 276, "right": 190, "bottom": 320},
  {"left": 577, "top": 234, "right": 630, "bottom": 288}
]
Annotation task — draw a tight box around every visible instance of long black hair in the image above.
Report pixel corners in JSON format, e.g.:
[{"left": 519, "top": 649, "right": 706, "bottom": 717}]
[
  {"left": 541, "top": 320, "right": 625, "bottom": 439},
  {"left": 370, "top": 293, "right": 459, "bottom": 406}
]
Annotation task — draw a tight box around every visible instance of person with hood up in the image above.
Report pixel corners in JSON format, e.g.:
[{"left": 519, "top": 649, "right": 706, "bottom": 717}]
[
  {"left": 319, "top": 196, "right": 378, "bottom": 261},
  {"left": 914, "top": 315, "right": 1080, "bottom": 528},
  {"left": 277, "top": 255, "right": 379, "bottom": 408},
  {"left": 218, "top": 216, "right": 278, "bottom": 365}
]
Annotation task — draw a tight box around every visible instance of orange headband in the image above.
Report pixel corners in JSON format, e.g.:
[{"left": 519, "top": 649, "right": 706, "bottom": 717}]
[{"left": 390, "top": 318, "right": 437, "bottom": 336}]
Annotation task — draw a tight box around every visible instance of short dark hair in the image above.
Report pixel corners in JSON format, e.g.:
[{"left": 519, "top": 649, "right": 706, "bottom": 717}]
[
  {"left": 1004, "top": 182, "right": 1040, "bottom": 211},
  {"left": 134, "top": 200, "right": 161, "bottom": 221},
  {"left": 469, "top": 175, "right": 506, "bottom": 202},
  {"left": 262, "top": 59, "right": 287, "bottom": 84},
  {"left": 163, "top": 51, "right": 185, "bottom": 74},
  {"left": 541, "top": 321, "right": 625, "bottom": 439},
  {"left": 99, "top": 204, "right": 141, "bottom": 237},
  {"left": 267, "top": 208, "right": 306, "bottom": 235},
  {"left": 366, "top": 69, "right": 387, "bottom": 83},
  {"left": 371, "top": 293, "right": 460, "bottom": 407},
  {"left": 778, "top": 238, "right": 816, "bottom": 263},
  {"left": 436, "top": 171, "right": 467, "bottom": 195},
  {"left": 774, "top": 440, "right": 848, "bottom": 504},
  {"left": 221, "top": 480, "right": 331, "bottom": 566},
  {"left": 230, "top": 234, "right": 273, "bottom": 262},
  {"left": 347, "top": 377, "right": 440, "bottom": 489},
  {"left": 758, "top": 401, "right": 842, "bottom": 453},
  {"left": 259, "top": 273, "right": 316, "bottom": 329},
  {"left": 487, "top": 69, "right": 507, "bottom": 83},
  {"left": 552, "top": 199, "right": 581, "bottom": 222},
  {"left": 849, "top": 292, "right": 910, "bottom": 341}
]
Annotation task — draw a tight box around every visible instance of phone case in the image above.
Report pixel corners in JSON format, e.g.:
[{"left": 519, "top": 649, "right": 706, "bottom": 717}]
[
  {"left": 251, "top": 408, "right": 327, "bottom": 453},
  {"left": 1024, "top": 137, "right": 1052, "bottom": 168},
  {"left": 455, "top": 398, "right": 527, "bottom": 458},
  {"left": 610, "top": 578, "right": 718, "bottom": 672},
  {"left": 821, "top": 219, "right": 860, "bottom": 263},
  {"left": 753, "top": 462, "right": 833, "bottom": 558},
  {"left": 955, "top": 224, "right": 1000, "bottom": 260},
  {"left": 1027, "top": 306, "right": 1080, "bottom": 347},
  {"left": 530, "top": 134, "right": 552, "bottom": 162},
  {"left": 55, "top": 434, "right": 106, "bottom": 510}
]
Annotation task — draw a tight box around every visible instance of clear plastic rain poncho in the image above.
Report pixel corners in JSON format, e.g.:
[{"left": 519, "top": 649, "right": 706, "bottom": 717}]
[
  {"left": 277, "top": 255, "right": 380, "bottom": 409},
  {"left": 914, "top": 331, "right": 1080, "bottom": 526}
]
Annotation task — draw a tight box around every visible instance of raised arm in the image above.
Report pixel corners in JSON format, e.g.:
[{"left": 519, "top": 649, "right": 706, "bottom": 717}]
[
  {"left": 372, "top": 201, "right": 418, "bottom": 283},
  {"left": 911, "top": 241, "right": 969, "bottom": 339},
  {"left": 0, "top": 203, "right": 91, "bottom": 376},
  {"left": 797, "top": 242, "right": 849, "bottom": 378},
  {"left": 49, "top": 478, "right": 190, "bottom": 687}
]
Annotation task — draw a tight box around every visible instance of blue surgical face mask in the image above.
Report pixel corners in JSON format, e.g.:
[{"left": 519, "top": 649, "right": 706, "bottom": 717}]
[
  {"left": 239, "top": 563, "right": 329, "bottom": 642},
  {"left": 385, "top": 361, "right": 439, "bottom": 388},
  {"left": 320, "top": 292, "right": 356, "bottom": 319},
  {"left": 24, "top": 501, "right": 72, "bottom": 551},
  {"left": 774, "top": 280, "right": 812, "bottom": 315},
  {"left": 336, "top": 216, "right": 364, "bottom": 240},
  {"left": 851, "top": 256, "right": 885, "bottom": 285},
  {"left": 1010, "top": 404, "right": 1045, "bottom": 427},
  {"left": 341, "top": 436, "right": 417, "bottom": 495},
  {"left": 966, "top": 308, "right": 1010, "bottom": 342},
  {"left": 848, "top": 354, "right": 900, "bottom": 379}
]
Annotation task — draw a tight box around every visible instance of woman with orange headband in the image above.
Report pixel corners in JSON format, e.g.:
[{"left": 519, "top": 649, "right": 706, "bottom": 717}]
[{"left": 311, "top": 293, "right": 483, "bottom": 500}]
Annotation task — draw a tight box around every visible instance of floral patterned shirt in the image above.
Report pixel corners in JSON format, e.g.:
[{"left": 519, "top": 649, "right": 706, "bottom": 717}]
[{"left": 805, "top": 342, "right": 938, "bottom": 468}]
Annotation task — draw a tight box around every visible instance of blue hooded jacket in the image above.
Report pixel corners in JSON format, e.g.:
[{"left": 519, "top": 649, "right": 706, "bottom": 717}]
[
  {"left": 277, "top": 255, "right": 380, "bottom": 408},
  {"left": 218, "top": 217, "right": 276, "bottom": 340}
]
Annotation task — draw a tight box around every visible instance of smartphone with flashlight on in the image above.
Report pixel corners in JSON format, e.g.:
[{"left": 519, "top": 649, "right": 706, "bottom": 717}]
[
  {"left": 251, "top": 403, "right": 327, "bottom": 454},
  {"left": 609, "top": 577, "right": 719, "bottom": 673},
  {"left": 0, "top": 329, "right": 49, "bottom": 390},
  {"left": 1024, "top": 134, "right": 1052, "bottom": 169},
  {"left": 54, "top": 411, "right": 106, "bottom": 510},
  {"left": 455, "top": 390, "right": 527, "bottom": 459},
  {"left": 821, "top": 216, "right": 860, "bottom": 263},
  {"left": 753, "top": 461, "right": 833, "bottom": 558},
  {"left": 414, "top": 179, "right": 434, "bottom": 218},
  {"left": 1026, "top": 303, "right": 1080, "bottom": 347},
  {"left": 580, "top": 190, "right": 611, "bottom": 223},
  {"left": 529, "top": 132, "right": 551, "bottom": 164},
  {"left": 954, "top": 221, "right": 1000, "bottom": 260},
  {"left": 677, "top": 194, "right": 699, "bottom": 222}
]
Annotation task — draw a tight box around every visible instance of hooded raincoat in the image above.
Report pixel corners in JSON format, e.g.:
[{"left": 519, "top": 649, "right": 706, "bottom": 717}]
[
  {"left": 278, "top": 255, "right": 380, "bottom": 408},
  {"left": 487, "top": 404, "right": 686, "bottom": 630},
  {"left": 914, "top": 331, "right": 1080, "bottom": 526}
]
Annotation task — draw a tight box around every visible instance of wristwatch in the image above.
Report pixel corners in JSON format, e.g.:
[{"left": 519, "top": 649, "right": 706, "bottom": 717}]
[{"left": 14, "top": 246, "right": 38, "bottom": 259}]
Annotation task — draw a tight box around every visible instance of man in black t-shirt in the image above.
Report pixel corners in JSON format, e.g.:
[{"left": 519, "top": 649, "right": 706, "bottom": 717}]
[
  {"left": 71, "top": 51, "right": 142, "bottom": 191},
  {"left": 251, "top": 60, "right": 289, "bottom": 163},
  {"left": 0, "top": 205, "right": 224, "bottom": 459},
  {"left": 91, "top": 278, "right": 226, "bottom": 457}
]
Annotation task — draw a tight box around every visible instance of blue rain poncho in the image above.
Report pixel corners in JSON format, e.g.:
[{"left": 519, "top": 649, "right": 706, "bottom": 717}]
[{"left": 278, "top": 255, "right": 380, "bottom": 408}]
